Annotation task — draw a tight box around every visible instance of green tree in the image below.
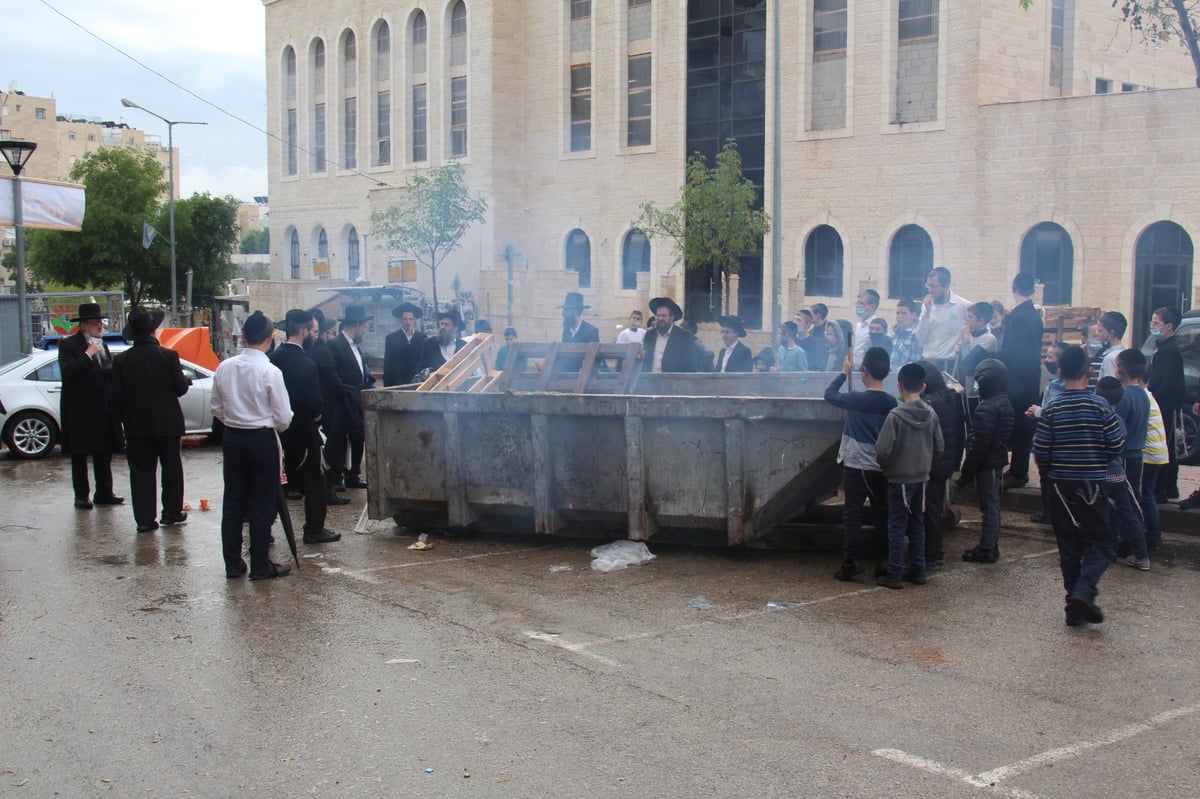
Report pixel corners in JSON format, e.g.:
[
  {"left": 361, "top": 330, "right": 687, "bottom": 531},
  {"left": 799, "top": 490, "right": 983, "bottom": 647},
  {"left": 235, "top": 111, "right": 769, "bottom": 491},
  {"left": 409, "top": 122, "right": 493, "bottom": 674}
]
[
  {"left": 634, "top": 139, "right": 770, "bottom": 317},
  {"left": 169, "top": 193, "right": 240, "bottom": 309},
  {"left": 239, "top": 227, "right": 269, "bottom": 254},
  {"left": 26, "top": 146, "right": 164, "bottom": 305},
  {"left": 371, "top": 161, "right": 488, "bottom": 311}
]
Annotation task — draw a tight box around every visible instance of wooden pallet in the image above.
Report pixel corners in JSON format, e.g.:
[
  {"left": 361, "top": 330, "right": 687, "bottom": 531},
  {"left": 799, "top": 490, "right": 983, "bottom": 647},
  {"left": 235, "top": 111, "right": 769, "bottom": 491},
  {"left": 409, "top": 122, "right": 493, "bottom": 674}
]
[
  {"left": 491, "top": 342, "right": 642, "bottom": 394},
  {"left": 1042, "top": 305, "right": 1101, "bottom": 350},
  {"left": 415, "top": 334, "right": 501, "bottom": 393}
]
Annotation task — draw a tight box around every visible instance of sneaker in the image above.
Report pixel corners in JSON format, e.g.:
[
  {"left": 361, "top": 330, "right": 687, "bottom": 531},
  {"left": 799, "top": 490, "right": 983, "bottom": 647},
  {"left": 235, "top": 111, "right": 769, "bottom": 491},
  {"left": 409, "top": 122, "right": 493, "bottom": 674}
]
[
  {"left": 876, "top": 573, "right": 903, "bottom": 590},
  {"left": 902, "top": 569, "right": 927, "bottom": 585},
  {"left": 1065, "top": 602, "right": 1087, "bottom": 627},
  {"left": 833, "top": 562, "right": 864, "bottom": 582},
  {"left": 1178, "top": 490, "right": 1200, "bottom": 510},
  {"left": 1123, "top": 556, "right": 1151, "bottom": 571},
  {"left": 962, "top": 546, "right": 998, "bottom": 564},
  {"left": 1067, "top": 595, "right": 1105, "bottom": 624}
]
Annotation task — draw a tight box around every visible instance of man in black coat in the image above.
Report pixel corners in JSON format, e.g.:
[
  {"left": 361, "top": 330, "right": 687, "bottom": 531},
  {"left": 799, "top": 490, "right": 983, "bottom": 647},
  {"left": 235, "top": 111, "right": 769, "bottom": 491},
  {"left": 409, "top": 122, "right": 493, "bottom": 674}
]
[
  {"left": 640, "top": 297, "right": 700, "bottom": 373},
  {"left": 419, "top": 310, "right": 467, "bottom": 373},
  {"left": 714, "top": 315, "right": 754, "bottom": 372},
  {"left": 998, "top": 273, "right": 1044, "bottom": 488},
  {"left": 59, "top": 303, "right": 124, "bottom": 509},
  {"left": 1148, "top": 306, "right": 1186, "bottom": 500},
  {"left": 112, "top": 307, "right": 190, "bottom": 532},
  {"left": 327, "top": 305, "right": 376, "bottom": 490},
  {"left": 383, "top": 302, "right": 427, "bottom": 386},
  {"left": 271, "top": 310, "right": 340, "bottom": 544},
  {"left": 306, "top": 310, "right": 351, "bottom": 505}
]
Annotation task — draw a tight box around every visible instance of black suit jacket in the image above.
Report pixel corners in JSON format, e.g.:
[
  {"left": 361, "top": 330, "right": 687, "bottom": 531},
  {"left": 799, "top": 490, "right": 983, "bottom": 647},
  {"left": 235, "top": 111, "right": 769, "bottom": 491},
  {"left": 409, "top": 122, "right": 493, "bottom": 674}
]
[
  {"left": 419, "top": 336, "right": 466, "bottom": 372},
  {"left": 58, "top": 331, "right": 122, "bottom": 454},
  {"left": 383, "top": 329, "right": 427, "bottom": 386},
  {"left": 641, "top": 326, "right": 701, "bottom": 373},
  {"left": 112, "top": 340, "right": 189, "bottom": 439},
  {"left": 562, "top": 320, "right": 600, "bottom": 344},
  {"left": 715, "top": 342, "right": 754, "bottom": 373},
  {"left": 270, "top": 343, "right": 323, "bottom": 452},
  {"left": 998, "top": 299, "right": 1043, "bottom": 405},
  {"left": 329, "top": 333, "right": 376, "bottom": 390}
]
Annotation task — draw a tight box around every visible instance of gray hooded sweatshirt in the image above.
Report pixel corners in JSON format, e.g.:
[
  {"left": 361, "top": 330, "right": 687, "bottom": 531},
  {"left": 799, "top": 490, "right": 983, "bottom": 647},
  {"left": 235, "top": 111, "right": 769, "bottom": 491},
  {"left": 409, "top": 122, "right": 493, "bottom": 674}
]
[{"left": 875, "top": 398, "right": 945, "bottom": 485}]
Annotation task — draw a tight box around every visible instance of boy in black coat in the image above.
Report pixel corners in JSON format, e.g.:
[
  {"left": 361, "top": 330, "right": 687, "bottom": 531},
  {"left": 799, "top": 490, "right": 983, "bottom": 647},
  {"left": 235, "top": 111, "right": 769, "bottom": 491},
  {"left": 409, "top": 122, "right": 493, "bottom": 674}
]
[
  {"left": 917, "top": 360, "right": 965, "bottom": 569},
  {"left": 956, "top": 358, "right": 1015, "bottom": 563}
]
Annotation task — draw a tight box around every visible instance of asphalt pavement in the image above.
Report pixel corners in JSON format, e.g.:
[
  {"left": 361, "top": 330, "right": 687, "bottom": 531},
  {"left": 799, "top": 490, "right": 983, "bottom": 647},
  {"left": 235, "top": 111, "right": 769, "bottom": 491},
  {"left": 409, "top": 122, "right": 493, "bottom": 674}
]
[{"left": 1, "top": 444, "right": 1198, "bottom": 798}]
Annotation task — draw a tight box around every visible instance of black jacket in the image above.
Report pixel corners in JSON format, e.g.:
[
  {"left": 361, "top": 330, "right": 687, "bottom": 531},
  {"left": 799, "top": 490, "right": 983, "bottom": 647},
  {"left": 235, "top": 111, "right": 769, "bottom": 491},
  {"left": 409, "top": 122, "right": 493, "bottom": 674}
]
[
  {"left": 918, "top": 360, "right": 965, "bottom": 481},
  {"left": 959, "top": 358, "right": 1014, "bottom": 480},
  {"left": 419, "top": 335, "right": 466, "bottom": 373},
  {"left": 998, "top": 299, "right": 1043, "bottom": 406},
  {"left": 383, "top": 328, "right": 426, "bottom": 386},
  {"left": 640, "top": 325, "right": 701, "bottom": 373},
  {"left": 58, "top": 331, "right": 122, "bottom": 454},
  {"left": 714, "top": 342, "right": 754, "bottom": 373},
  {"left": 270, "top": 342, "right": 323, "bottom": 452},
  {"left": 1149, "top": 334, "right": 1185, "bottom": 414},
  {"left": 112, "top": 340, "right": 189, "bottom": 439},
  {"left": 562, "top": 320, "right": 600, "bottom": 344}
]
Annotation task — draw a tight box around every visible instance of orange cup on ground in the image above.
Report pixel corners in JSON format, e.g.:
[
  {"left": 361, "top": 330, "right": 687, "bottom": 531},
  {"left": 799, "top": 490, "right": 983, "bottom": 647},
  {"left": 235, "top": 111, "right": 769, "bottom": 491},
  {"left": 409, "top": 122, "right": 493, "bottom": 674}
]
[{"left": 199, "top": 498, "right": 210, "bottom": 511}]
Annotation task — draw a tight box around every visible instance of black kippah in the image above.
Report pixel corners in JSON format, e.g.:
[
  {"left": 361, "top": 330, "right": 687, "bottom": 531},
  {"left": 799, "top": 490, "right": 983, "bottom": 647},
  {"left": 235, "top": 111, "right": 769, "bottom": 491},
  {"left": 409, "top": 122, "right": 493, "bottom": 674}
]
[{"left": 243, "top": 311, "right": 271, "bottom": 340}]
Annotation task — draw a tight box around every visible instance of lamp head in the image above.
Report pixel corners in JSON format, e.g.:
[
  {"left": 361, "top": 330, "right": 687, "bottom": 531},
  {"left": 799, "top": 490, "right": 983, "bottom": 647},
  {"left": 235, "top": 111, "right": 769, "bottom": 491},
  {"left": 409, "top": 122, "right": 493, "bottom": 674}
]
[
  {"left": 120, "top": 98, "right": 139, "bottom": 109},
  {"left": 0, "top": 140, "right": 37, "bottom": 175}
]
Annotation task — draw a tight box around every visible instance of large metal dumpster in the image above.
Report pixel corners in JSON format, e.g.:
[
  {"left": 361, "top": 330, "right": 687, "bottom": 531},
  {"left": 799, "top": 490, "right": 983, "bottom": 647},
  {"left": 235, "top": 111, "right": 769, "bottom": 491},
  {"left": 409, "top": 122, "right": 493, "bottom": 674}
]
[{"left": 363, "top": 372, "right": 847, "bottom": 547}]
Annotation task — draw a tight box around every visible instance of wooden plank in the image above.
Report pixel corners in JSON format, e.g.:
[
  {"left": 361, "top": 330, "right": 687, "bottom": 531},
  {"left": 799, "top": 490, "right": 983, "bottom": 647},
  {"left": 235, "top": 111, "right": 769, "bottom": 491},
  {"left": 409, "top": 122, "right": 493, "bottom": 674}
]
[
  {"left": 442, "top": 411, "right": 477, "bottom": 528},
  {"left": 535, "top": 344, "right": 560, "bottom": 391},
  {"left": 724, "top": 419, "right": 746, "bottom": 546},
  {"left": 624, "top": 416, "right": 655, "bottom": 541},
  {"left": 416, "top": 334, "right": 492, "bottom": 392},
  {"left": 530, "top": 413, "right": 557, "bottom": 534}
]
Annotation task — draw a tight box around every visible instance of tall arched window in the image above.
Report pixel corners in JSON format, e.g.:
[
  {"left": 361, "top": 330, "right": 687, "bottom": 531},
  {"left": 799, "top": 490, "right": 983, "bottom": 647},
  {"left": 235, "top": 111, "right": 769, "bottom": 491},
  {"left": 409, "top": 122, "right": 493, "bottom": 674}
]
[
  {"left": 348, "top": 227, "right": 361, "bottom": 281},
  {"left": 283, "top": 47, "right": 298, "bottom": 175},
  {"left": 373, "top": 21, "right": 391, "bottom": 165},
  {"left": 1019, "top": 222, "right": 1073, "bottom": 306},
  {"left": 888, "top": 224, "right": 933, "bottom": 300},
  {"left": 312, "top": 39, "right": 327, "bottom": 172},
  {"left": 450, "top": 2, "right": 467, "bottom": 64},
  {"left": 411, "top": 11, "right": 428, "bottom": 162},
  {"left": 448, "top": 1, "right": 469, "bottom": 157},
  {"left": 565, "top": 228, "right": 591, "bottom": 288},
  {"left": 622, "top": 229, "right": 650, "bottom": 290},
  {"left": 804, "top": 225, "right": 843, "bottom": 297},
  {"left": 1134, "top": 221, "right": 1193, "bottom": 339},
  {"left": 342, "top": 30, "right": 358, "bottom": 169},
  {"left": 342, "top": 30, "right": 357, "bottom": 89},
  {"left": 289, "top": 229, "right": 300, "bottom": 279}
]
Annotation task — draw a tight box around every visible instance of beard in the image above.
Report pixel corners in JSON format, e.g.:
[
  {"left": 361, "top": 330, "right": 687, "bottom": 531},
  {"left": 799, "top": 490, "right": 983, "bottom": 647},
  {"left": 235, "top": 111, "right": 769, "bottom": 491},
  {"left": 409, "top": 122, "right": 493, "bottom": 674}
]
[{"left": 438, "top": 330, "right": 455, "bottom": 346}]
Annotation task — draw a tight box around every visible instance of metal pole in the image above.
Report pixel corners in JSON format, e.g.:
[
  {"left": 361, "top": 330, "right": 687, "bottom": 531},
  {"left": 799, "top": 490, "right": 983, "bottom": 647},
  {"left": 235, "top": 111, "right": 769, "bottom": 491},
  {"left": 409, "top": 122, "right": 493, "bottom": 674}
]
[
  {"left": 770, "top": 0, "right": 783, "bottom": 335},
  {"left": 12, "top": 175, "right": 29, "bottom": 354},
  {"left": 167, "top": 121, "right": 177, "bottom": 325}
]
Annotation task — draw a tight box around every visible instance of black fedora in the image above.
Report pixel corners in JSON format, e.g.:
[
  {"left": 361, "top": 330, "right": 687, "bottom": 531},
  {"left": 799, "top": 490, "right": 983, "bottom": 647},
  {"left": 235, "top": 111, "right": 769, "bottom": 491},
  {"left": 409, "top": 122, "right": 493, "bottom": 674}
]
[
  {"left": 718, "top": 315, "right": 746, "bottom": 338},
  {"left": 70, "top": 302, "right": 107, "bottom": 322},
  {"left": 123, "top": 307, "right": 165, "bottom": 341},
  {"left": 437, "top": 309, "right": 466, "bottom": 332},
  {"left": 338, "top": 305, "right": 373, "bottom": 325},
  {"left": 649, "top": 297, "right": 683, "bottom": 321},
  {"left": 558, "top": 292, "right": 590, "bottom": 311},
  {"left": 312, "top": 308, "right": 337, "bottom": 332},
  {"left": 392, "top": 301, "right": 423, "bottom": 319}
]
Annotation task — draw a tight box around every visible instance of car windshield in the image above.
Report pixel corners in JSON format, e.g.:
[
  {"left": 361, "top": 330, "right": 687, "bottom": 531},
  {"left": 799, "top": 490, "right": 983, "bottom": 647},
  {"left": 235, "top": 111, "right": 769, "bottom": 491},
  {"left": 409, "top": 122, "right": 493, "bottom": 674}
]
[{"left": 0, "top": 353, "right": 40, "bottom": 376}]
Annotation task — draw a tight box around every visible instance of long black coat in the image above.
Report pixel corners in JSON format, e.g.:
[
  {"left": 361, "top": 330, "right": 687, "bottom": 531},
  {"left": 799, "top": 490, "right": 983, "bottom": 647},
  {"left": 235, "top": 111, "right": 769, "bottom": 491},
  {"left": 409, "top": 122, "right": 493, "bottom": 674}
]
[
  {"left": 640, "top": 325, "right": 701, "bottom": 373},
  {"left": 419, "top": 335, "right": 466, "bottom": 373},
  {"left": 714, "top": 342, "right": 754, "bottom": 373},
  {"left": 562, "top": 320, "right": 600, "bottom": 344},
  {"left": 998, "top": 299, "right": 1043, "bottom": 408},
  {"left": 111, "top": 340, "right": 189, "bottom": 439},
  {"left": 383, "top": 329, "right": 426, "bottom": 386},
  {"left": 1149, "top": 334, "right": 1185, "bottom": 415},
  {"left": 329, "top": 333, "right": 375, "bottom": 436},
  {"left": 58, "top": 331, "right": 122, "bottom": 454},
  {"left": 270, "top": 342, "right": 323, "bottom": 453}
]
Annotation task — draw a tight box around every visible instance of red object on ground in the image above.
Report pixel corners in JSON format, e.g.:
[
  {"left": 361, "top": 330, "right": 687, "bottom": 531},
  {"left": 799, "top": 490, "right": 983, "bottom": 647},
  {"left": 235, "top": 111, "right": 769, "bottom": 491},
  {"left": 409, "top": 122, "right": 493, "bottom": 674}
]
[{"left": 157, "top": 327, "right": 220, "bottom": 370}]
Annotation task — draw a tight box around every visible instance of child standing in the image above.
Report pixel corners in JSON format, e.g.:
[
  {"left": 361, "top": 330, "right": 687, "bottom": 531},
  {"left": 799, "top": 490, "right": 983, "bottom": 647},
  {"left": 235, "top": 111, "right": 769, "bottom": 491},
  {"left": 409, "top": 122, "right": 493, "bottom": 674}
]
[
  {"left": 957, "top": 359, "right": 1014, "bottom": 563},
  {"left": 1034, "top": 345, "right": 1125, "bottom": 627},
  {"left": 874, "top": 363, "right": 945, "bottom": 588},
  {"left": 825, "top": 347, "right": 897, "bottom": 582},
  {"left": 1096, "top": 377, "right": 1149, "bottom": 571},
  {"left": 1113, "top": 349, "right": 1154, "bottom": 569}
]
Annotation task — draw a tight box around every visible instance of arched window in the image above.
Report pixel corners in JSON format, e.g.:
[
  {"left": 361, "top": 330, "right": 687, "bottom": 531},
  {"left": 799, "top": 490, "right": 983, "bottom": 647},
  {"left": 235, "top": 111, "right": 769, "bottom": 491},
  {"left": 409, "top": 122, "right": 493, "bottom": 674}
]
[
  {"left": 1019, "top": 222, "right": 1073, "bottom": 306},
  {"left": 411, "top": 11, "right": 428, "bottom": 161},
  {"left": 412, "top": 11, "right": 427, "bottom": 72},
  {"left": 1134, "top": 221, "right": 1193, "bottom": 340},
  {"left": 283, "top": 47, "right": 298, "bottom": 175},
  {"left": 284, "top": 47, "right": 297, "bottom": 101},
  {"left": 312, "top": 39, "right": 327, "bottom": 172},
  {"left": 450, "top": 2, "right": 468, "bottom": 65},
  {"left": 318, "top": 228, "right": 328, "bottom": 261},
  {"left": 373, "top": 22, "right": 391, "bottom": 165},
  {"left": 342, "top": 30, "right": 357, "bottom": 89},
  {"left": 804, "top": 225, "right": 843, "bottom": 297},
  {"left": 448, "top": 2, "right": 468, "bottom": 157},
  {"left": 565, "top": 228, "right": 591, "bottom": 288},
  {"left": 374, "top": 21, "right": 390, "bottom": 78},
  {"left": 342, "top": 30, "right": 358, "bottom": 169},
  {"left": 622, "top": 230, "right": 650, "bottom": 290},
  {"left": 348, "top": 228, "right": 361, "bottom": 281},
  {"left": 289, "top": 229, "right": 300, "bottom": 279},
  {"left": 888, "top": 224, "right": 933, "bottom": 300}
]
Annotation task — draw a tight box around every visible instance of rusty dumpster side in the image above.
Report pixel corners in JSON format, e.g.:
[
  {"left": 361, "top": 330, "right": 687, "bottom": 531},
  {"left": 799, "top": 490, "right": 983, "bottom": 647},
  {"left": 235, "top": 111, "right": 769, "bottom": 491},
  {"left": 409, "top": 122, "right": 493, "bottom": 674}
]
[{"left": 363, "top": 386, "right": 846, "bottom": 546}]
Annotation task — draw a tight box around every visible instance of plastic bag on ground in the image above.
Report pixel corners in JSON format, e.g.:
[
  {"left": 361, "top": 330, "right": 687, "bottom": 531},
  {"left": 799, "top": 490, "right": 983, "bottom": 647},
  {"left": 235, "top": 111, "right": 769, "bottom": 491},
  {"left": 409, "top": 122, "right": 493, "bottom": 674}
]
[{"left": 589, "top": 540, "right": 656, "bottom": 572}]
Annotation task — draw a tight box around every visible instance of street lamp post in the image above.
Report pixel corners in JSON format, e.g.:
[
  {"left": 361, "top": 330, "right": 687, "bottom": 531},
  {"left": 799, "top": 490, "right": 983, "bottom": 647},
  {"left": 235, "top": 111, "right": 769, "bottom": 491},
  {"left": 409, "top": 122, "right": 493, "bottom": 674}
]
[
  {"left": 120, "top": 99, "right": 206, "bottom": 326},
  {"left": 1, "top": 139, "right": 38, "bottom": 355}
]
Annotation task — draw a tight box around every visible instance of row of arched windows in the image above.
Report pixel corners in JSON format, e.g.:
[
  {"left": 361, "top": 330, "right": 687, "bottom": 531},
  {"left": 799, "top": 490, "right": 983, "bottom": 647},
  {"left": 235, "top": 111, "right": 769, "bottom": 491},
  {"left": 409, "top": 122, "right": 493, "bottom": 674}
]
[
  {"left": 564, "top": 228, "right": 651, "bottom": 290},
  {"left": 288, "top": 226, "right": 361, "bottom": 282}
]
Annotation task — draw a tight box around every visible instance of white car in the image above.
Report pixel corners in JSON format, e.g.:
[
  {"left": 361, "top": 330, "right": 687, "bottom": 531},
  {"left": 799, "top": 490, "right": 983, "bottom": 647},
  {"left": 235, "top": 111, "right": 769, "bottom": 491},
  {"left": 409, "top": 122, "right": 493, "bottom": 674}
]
[{"left": 0, "top": 347, "right": 215, "bottom": 459}]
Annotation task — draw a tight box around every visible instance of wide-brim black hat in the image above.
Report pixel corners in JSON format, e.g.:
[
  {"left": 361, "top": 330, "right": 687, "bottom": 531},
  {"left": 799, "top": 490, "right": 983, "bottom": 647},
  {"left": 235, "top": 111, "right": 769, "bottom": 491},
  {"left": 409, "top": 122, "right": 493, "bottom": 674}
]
[
  {"left": 649, "top": 297, "right": 683, "bottom": 320},
  {"left": 392, "top": 302, "right": 423, "bottom": 319},
  {"left": 718, "top": 315, "right": 746, "bottom": 338},
  {"left": 123, "top": 307, "right": 165, "bottom": 340},
  {"left": 558, "top": 291, "right": 591, "bottom": 311},
  {"left": 312, "top": 308, "right": 337, "bottom": 332},
  {"left": 437, "top": 309, "right": 466, "bottom": 332},
  {"left": 70, "top": 302, "right": 107, "bottom": 322},
  {"left": 338, "top": 305, "right": 373, "bottom": 325}
]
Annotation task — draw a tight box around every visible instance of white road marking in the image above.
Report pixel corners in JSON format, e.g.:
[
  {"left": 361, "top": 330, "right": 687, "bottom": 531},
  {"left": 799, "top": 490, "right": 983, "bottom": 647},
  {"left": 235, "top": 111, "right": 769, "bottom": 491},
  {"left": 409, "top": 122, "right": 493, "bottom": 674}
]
[
  {"left": 874, "top": 748, "right": 1044, "bottom": 798},
  {"left": 524, "top": 631, "right": 622, "bottom": 668},
  {"left": 339, "top": 545, "right": 556, "bottom": 577}
]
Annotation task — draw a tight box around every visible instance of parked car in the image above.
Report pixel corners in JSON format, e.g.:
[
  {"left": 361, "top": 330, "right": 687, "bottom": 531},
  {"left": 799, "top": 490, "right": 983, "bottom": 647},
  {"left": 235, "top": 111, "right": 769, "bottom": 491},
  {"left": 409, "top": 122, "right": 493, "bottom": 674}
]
[
  {"left": 1140, "top": 307, "right": 1200, "bottom": 464},
  {"left": 0, "top": 347, "right": 215, "bottom": 459}
]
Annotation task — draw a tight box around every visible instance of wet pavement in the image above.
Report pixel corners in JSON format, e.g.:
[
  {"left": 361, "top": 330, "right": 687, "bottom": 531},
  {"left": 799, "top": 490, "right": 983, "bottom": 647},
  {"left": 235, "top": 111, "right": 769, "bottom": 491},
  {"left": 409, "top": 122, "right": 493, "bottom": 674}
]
[{"left": 2, "top": 445, "right": 1199, "bottom": 797}]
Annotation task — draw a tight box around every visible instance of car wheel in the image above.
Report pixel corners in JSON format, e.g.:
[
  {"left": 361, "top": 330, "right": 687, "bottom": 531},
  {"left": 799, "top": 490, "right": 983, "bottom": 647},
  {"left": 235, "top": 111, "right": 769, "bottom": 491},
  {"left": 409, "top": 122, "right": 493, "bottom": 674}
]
[
  {"left": 4, "top": 411, "right": 58, "bottom": 459},
  {"left": 1181, "top": 411, "right": 1200, "bottom": 466}
]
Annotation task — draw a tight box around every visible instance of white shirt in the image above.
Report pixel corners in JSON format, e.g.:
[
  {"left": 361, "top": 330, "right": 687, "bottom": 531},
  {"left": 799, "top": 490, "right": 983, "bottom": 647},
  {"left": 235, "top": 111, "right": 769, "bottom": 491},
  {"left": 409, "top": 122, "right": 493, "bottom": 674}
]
[
  {"left": 651, "top": 327, "right": 671, "bottom": 373},
  {"left": 917, "top": 291, "right": 972, "bottom": 360},
  {"left": 617, "top": 327, "right": 646, "bottom": 345},
  {"left": 852, "top": 314, "right": 881, "bottom": 369},
  {"left": 211, "top": 348, "right": 294, "bottom": 432},
  {"left": 1100, "top": 344, "right": 1126, "bottom": 379},
  {"left": 719, "top": 344, "right": 737, "bottom": 372},
  {"left": 342, "top": 330, "right": 366, "bottom": 380}
]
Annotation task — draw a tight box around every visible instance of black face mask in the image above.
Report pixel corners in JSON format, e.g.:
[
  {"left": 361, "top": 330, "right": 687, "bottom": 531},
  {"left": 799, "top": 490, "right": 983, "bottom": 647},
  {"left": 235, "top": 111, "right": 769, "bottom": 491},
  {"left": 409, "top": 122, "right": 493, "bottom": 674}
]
[{"left": 1044, "top": 361, "right": 1058, "bottom": 375}]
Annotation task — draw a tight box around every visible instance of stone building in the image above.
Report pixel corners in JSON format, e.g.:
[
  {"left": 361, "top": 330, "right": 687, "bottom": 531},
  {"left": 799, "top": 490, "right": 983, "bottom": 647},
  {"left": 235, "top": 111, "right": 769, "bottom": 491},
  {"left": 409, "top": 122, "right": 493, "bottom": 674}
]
[{"left": 262, "top": 0, "right": 1197, "bottom": 354}]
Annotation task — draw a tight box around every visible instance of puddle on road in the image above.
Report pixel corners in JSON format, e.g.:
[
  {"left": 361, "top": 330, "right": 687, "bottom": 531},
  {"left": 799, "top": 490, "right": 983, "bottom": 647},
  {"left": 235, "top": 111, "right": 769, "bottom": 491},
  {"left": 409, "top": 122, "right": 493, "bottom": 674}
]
[{"left": 97, "top": 554, "right": 131, "bottom": 567}]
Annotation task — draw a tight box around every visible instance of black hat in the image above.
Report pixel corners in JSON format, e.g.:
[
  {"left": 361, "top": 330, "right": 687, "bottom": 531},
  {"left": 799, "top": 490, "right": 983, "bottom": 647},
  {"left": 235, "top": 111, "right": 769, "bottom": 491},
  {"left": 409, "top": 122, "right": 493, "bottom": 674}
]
[
  {"left": 392, "top": 301, "right": 423, "bottom": 319},
  {"left": 437, "top": 309, "right": 466, "bottom": 331},
  {"left": 649, "top": 297, "right": 683, "bottom": 321},
  {"left": 70, "top": 302, "right": 107, "bottom": 322},
  {"left": 312, "top": 308, "right": 336, "bottom": 332},
  {"left": 718, "top": 315, "right": 746, "bottom": 338},
  {"left": 338, "top": 305, "right": 373, "bottom": 325},
  {"left": 558, "top": 292, "right": 590, "bottom": 311},
  {"left": 123, "top": 307, "right": 165, "bottom": 341},
  {"left": 242, "top": 311, "right": 273, "bottom": 342},
  {"left": 283, "top": 308, "right": 313, "bottom": 329}
]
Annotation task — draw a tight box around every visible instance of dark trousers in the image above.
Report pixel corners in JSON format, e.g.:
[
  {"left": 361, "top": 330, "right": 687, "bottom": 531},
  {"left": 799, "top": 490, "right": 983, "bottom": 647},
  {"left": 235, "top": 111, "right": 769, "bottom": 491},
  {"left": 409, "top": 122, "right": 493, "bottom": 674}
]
[
  {"left": 923, "top": 477, "right": 949, "bottom": 564},
  {"left": 1113, "top": 457, "right": 1148, "bottom": 560},
  {"left": 841, "top": 467, "right": 888, "bottom": 566},
  {"left": 285, "top": 444, "right": 328, "bottom": 534},
  {"left": 220, "top": 428, "right": 279, "bottom": 574},
  {"left": 125, "top": 436, "right": 183, "bottom": 527},
  {"left": 886, "top": 482, "right": 925, "bottom": 577},
  {"left": 1049, "top": 479, "right": 1114, "bottom": 604},
  {"left": 71, "top": 452, "right": 114, "bottom": 501},
  {"left": 1162, "top": 410, "right": 1179, "bottom": 495},
  {"left": 1140, "top": 463, "right": 1163, "bottom": 548},
  {"left": 976, "top": 465, "right": 1004, "bottom": 551},
  {"left": 1008, "top": 408, "right": 1036, "bottom": 480},
  {"left": 324, "top": 420, "right": 364, "bottom": 479}
]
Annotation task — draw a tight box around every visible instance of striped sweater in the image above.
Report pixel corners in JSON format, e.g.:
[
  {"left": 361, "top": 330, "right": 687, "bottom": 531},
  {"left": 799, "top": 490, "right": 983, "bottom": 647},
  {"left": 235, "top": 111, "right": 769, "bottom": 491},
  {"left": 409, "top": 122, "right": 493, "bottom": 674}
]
[
  {"left": 1144, "top": 392, "right": 1169, "bottom": 466},
  {"left": 1033, "top": 388, "right": 1125, "bottom": 481}
]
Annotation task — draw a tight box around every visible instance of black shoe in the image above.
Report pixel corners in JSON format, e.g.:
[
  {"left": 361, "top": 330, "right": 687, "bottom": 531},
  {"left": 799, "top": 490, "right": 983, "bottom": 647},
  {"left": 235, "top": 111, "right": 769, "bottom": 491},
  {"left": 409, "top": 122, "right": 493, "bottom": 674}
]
[
  {"left": 93, "top": 494, "right": 125, "bottom": 506},
  {"left": 1166, "top": 487, "right": 1180, "bottom": 500},
  {"left": 285, "top": 489, "right": 304, "bottom": 501},
  {"left": 1002, "top": 474, "right": 1028, "bottom": 490},
  {"left": 873, "top": 563, "right": 889, "bottom": 578},
  {"left": 344, "top": 477, "right": 368, "bottom": 489},
  {"left": 1178, "top": 490, "right": 1200, "bottom": 510},
  {"left": 327, "top": 492, "right": 351, "bottom": 506},
  {"left": 74, "top": 499, "right": 94, "bottom": 510},
  {"left": 902, "top": 569, "right": 927, "bottom": 585},
  {"left": 249, "top": 562, "right": 291, "bottom": 581},
  {"left": 833, "top": 562, "right": 864, "bottom": 582},
  {"left": 327, "top": 476, "right": 346, "bottom": 493},
  {"left": 1029, "top": 511, "right": 1050, "bottom": 524},
  {"left": 160, "top": 512, "right": 188, "bottom": 527},
  {"left": 303, "top": 528, "right": 341, "bottom": 544},
  {"left": 1065, "top": 603, "right": 1087, "bottom": 627},
  {"left": 136, "top": 522, "right": 159, "bottom": 533},
  {"left": 1068, "top": 595, "right": 1104, "bottom": 624},
  {"left": 226, "top": 559, "right": 248, "bottom": 579},
  {"left": 962, "top": 546, "right": 998, "bottom": 564},
  {"left": 876, "top": 573, "right": 903, "bottom": 590}
]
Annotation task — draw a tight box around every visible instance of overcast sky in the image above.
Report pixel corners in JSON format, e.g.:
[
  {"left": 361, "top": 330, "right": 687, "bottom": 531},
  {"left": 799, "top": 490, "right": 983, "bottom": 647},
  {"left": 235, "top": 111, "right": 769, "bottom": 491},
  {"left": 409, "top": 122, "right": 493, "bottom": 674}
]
[{"left": 10, "top": 0, "right": 268, "bottom": 202}]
